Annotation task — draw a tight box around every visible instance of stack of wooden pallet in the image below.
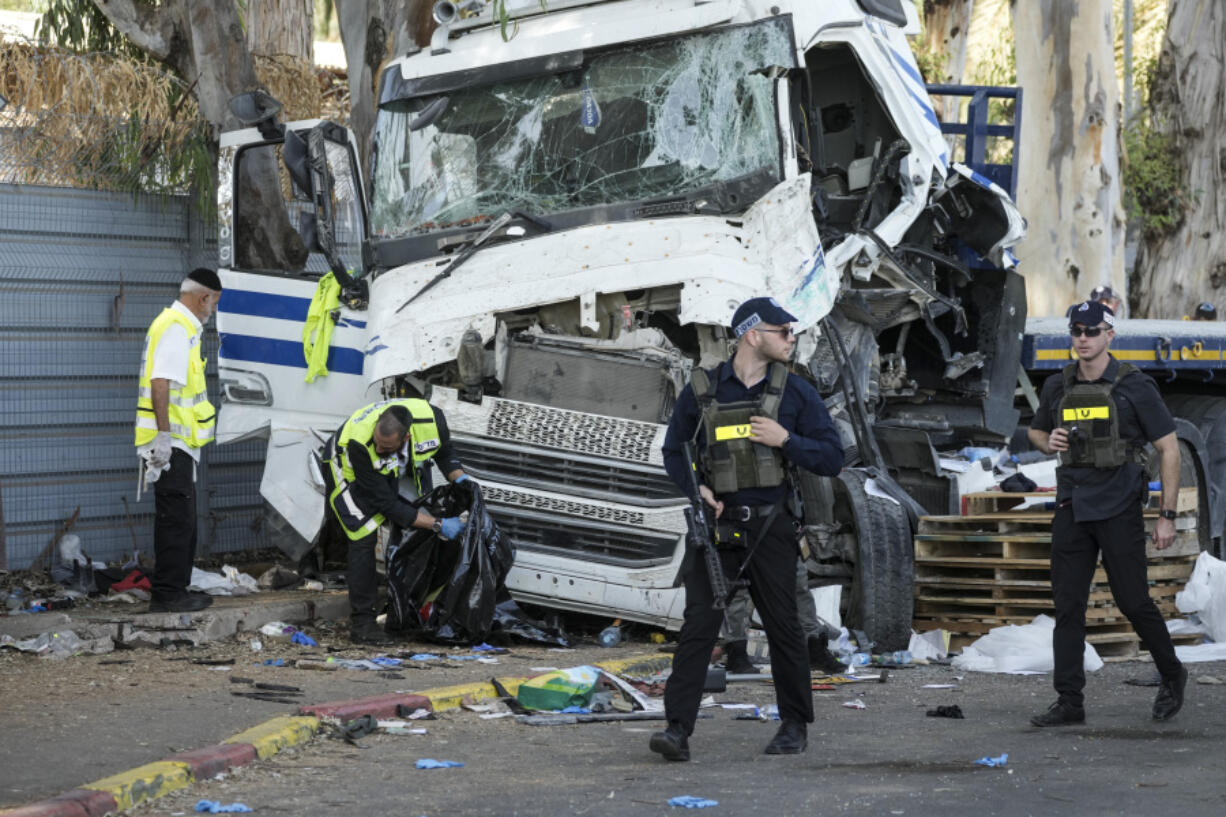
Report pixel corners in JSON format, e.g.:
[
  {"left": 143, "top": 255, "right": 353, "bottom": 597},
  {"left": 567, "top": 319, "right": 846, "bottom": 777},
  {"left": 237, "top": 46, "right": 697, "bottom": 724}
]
[{"left": 913, "top": 488, "right": 1201, "bottom": 659}]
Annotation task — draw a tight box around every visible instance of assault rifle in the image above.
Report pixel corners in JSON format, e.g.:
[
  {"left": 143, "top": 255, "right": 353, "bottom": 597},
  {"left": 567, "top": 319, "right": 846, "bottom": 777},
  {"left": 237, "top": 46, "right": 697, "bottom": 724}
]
[{"left": 681, "top": 442, "right": 734, "bottom": 616}]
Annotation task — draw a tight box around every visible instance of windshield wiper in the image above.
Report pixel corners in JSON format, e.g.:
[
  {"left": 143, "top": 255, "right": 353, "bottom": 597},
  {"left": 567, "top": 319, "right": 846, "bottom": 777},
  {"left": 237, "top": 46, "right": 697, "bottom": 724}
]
[{"left": 396, "top": 210, "right": 554, "bottom": 312}]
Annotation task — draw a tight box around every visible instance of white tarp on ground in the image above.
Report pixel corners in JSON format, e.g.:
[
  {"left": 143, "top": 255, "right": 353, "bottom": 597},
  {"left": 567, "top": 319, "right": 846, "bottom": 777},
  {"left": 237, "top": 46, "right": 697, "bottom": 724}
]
[
  {"left": 1175, "top": 552, "right": 1226, "bottom": 643},
  {"left": 952, "top": 614, "right": 1103, "bottom": 674}
]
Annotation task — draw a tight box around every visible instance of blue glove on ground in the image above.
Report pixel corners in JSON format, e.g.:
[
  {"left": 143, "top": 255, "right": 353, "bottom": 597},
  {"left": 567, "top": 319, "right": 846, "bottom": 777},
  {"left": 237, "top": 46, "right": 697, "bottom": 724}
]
[{"left": 439, "top": 517, "right": 465, "bottom": 540}]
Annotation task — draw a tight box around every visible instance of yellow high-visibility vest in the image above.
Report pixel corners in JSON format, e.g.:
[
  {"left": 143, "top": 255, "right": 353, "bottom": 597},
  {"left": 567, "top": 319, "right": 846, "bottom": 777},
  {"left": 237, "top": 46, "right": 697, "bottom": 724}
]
[
  {"left": 134, "top": 307, "right": 216, "bottom": 449},
  {"left": 326, "top": 399, "right": 442, "bottom": 540}
]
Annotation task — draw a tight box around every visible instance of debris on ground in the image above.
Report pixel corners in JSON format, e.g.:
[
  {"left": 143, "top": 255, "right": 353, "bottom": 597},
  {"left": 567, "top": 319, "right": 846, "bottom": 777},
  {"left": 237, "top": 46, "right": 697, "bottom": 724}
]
[
  {"left": 975, "top": 753, "right": 1008, "bottom": 767},
  {"left": 415, "top": 759, "right": 464, "bottom": 769},
  {"left": 926, "top": 705, "right": 965, "bottom": 719}
]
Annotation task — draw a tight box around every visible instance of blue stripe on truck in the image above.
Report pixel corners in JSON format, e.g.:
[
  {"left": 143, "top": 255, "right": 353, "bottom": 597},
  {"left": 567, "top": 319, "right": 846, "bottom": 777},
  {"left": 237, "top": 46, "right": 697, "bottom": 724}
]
[
  {"left": 218, "top": 288, "right": 367, "bottom": 328},
  {"left": 219, "top": 332, "right": 365, "bottom": 376}
]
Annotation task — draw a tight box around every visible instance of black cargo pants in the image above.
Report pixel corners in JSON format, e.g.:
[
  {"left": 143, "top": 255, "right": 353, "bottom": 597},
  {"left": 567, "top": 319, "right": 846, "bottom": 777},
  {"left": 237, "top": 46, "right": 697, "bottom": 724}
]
[
  {"left": 663, "top": 512, "right": 813, "bottom": 734},
  {"left": 1050, "top": 504, "right": 1183, "bottom": 707}
]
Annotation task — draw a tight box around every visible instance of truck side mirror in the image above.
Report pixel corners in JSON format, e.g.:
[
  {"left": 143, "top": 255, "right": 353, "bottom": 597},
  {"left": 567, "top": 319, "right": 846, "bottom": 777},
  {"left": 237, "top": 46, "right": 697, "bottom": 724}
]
[{"left": 282, "top": 128, "right": 313, "bottom": 199}]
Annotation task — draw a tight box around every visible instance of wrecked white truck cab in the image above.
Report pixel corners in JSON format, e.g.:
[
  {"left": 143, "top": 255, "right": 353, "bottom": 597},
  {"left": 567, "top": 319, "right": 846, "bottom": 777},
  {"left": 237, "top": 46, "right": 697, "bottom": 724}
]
[{"left": 214, "top": 0, "right": 1025, "bottom": 646}]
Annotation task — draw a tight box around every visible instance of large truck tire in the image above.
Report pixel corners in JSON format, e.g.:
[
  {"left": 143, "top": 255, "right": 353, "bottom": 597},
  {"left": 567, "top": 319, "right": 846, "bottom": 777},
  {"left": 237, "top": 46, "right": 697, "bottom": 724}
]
[
  {"left": 1164, "top": 395, "right": 1226, "bottom": 556},
  {"left": 838, "top": 469, "right": 915, "bottom": 651}
]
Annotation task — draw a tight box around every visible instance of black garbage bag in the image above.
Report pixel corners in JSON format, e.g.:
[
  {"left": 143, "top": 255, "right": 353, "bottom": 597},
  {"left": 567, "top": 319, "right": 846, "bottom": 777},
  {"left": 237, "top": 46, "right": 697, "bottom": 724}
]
[{"left": 385, "top": 480, "right": 567, "bottom": 646}]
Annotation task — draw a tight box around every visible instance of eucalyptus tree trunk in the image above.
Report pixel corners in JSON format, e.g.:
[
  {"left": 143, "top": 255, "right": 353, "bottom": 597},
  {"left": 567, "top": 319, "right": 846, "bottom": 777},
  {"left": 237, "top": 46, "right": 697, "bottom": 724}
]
[
  {"left": 338, "top": 0, "right": 430, "bottom": 186},
  {"left": 922, "top": 0, "right": 974, "bottom": 122},
  {"left": 247, "top": 0, "right": 314, "bottom": 61},
  {"left": 92, "top": 0, "right": 307, "bottom": 270},
  {"left": 1132, "top": 0, "right": 1226, "bottom": 319},
  {"left": 1012, "top": 0, "right": 1126, "bottom": 319}
]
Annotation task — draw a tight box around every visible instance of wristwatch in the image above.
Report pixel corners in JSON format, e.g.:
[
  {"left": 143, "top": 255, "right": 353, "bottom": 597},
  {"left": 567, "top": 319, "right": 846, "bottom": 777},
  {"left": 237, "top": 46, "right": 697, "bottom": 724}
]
[
  {"left": 1159, "top": 509, "right": 1177, "bottom": 520},
  {"left": 430, "top": 519, "right": 443, "bottom": 533}
]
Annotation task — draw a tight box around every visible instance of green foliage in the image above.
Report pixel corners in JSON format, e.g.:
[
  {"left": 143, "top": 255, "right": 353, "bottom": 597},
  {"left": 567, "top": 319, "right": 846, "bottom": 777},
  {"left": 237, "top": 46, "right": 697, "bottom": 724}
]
[
  {"left": 35, "top": 0, "right": 146, "bottom": 60},
  {"left": 1122, "top": 122, "right": 1190, "bottom": 243},
  {"left": 910, "top": 38, "right": 947, "bottom": 85}
]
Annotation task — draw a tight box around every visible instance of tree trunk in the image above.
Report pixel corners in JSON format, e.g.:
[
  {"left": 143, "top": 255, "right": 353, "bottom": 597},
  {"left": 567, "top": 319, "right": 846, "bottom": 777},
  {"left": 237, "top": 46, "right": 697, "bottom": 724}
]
[
  {"left": 1012, "top": 0, "right": 1126, "bottom": 319},
  {"left": 92, "top": 0, "right": 306, "bottom": 270},
  {"left": 922, "top": 0, "right": 974, "bottom": 122},
  {"left": 338, "top": 0, "right": 430, "bottom": 185},
  {"left": 1132, "top": 0, "right": 1226, "bottom": 319},
  {"left": 247, "top": 0, "right": 313, "bottom": 61}
]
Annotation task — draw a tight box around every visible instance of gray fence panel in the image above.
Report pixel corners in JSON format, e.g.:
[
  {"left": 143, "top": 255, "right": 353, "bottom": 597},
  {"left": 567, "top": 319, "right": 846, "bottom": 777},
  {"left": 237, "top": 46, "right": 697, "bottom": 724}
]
[{"left": 0, "top": 184, "right": 268, "bottom": 571}]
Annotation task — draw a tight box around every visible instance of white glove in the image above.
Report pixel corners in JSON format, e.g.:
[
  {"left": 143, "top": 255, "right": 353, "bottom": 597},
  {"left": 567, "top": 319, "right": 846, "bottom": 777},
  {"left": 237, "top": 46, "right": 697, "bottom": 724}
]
[{"left": 148, "top": 431, "right": 173, "bottom": 470}]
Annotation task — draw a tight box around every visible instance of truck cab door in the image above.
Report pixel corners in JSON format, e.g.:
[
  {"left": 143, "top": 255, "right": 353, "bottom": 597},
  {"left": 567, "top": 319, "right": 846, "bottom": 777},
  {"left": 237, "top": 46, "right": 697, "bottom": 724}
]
[{"left": 215, "top": 120, "right": 371, "bottom": 541}]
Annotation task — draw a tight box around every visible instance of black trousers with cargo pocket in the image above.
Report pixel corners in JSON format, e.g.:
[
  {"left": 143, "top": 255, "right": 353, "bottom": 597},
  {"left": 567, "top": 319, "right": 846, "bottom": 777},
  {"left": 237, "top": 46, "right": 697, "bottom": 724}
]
[
  {"left": 663, "top": 512, "right": 813, "bottom": 735},
  {"left": 1050, "top": 504, "right": 1183, "bottom": 707}
]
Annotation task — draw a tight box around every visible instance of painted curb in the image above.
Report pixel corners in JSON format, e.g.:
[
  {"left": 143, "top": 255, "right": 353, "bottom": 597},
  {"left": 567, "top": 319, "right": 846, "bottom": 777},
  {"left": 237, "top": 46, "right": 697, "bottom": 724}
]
[
  {"left": 0, "top": 653, "right": 669, "bottom": 815},
  {"left": 300, "top": 692, "right": 432, "bottom": 722}
]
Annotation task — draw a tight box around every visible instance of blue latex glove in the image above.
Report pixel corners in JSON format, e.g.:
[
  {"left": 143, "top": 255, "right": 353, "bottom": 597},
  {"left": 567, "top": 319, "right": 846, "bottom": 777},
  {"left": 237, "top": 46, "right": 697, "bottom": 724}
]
[
  {"left": 453, "top": 474, "right": 471, "bottom": 484},
  {"left": 290, "top": 631, "right": 317, "bottom": 647},
  {"left": 668, "top": 795, "right": 719, "bottom": 808},
  {"left": 974, "top": 753, "right": 1008, "bottom": 767},
  {"left": 195, "top": 801, "right": 252, "bottom": 813},
  {"left": 416, "top": 758, "right": 464, "bottom": 769},
  {"left": 439, "top": 516, "right": 465, "bottom": 540}
]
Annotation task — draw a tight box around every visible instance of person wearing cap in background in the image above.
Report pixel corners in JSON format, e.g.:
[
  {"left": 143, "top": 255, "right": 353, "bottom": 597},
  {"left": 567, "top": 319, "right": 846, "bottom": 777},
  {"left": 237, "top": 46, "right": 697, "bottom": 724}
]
[
  {"left": 135, "top": 268, "right": 222, "bottom": 613},
  {"left": 1192, "top": 302, "right": 1216, "bottom": 321},
  {"left": 1027, "top": 300, "right": 1186, "bottom": 727},
  {"left": 1090, "top": 284, "right": 1122, "bottom": 316},
  {"left": 650, "top": 297, "right": 844, "bottom": 761}
]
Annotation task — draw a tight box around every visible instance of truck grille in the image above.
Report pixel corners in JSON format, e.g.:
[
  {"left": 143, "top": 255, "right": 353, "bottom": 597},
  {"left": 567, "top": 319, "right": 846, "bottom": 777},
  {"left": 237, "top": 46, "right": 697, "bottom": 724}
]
[
  {"left": 452, "top": 437, "right": 681, "bottom": 506},
  {"left": 486, "top": 399, "right": 660, "bottom": 463},
  {"left": 488, "top": 506, "right": 679, "bottom": 566}
]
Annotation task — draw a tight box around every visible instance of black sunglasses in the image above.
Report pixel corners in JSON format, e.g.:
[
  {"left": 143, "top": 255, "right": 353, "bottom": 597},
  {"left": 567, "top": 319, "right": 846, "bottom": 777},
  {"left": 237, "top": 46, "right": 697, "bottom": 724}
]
[{"left": 1069, "top": 325, "right": 1106, "bottom": 338}]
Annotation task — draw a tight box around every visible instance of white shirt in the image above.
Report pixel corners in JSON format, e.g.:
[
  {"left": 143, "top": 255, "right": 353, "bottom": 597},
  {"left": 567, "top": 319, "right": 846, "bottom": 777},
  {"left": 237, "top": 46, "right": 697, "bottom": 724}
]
[{"left": 137, "top": 300, "right": 204, "bottom": 464}]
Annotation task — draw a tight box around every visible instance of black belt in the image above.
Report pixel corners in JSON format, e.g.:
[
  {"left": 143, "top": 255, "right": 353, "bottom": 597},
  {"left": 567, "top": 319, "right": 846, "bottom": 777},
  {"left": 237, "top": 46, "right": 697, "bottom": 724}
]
[{"left": 723, "top": 504, "right": 780, "bottom": 523}]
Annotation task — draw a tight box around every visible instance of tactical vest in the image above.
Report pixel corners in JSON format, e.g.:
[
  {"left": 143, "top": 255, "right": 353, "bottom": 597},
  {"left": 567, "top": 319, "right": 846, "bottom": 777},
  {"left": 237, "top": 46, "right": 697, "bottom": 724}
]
[
  {"left": 692, "top": 362, "right": 788, "bottom": 495},
  {"left": 326, "top": 398, "right": 442, "bottom": 540},
  {"left": 134, "top": 306, "right": 216, "bottom": 449},
  {"left": 1056, "top": 362, "right": 1141, "bottom": 469}
]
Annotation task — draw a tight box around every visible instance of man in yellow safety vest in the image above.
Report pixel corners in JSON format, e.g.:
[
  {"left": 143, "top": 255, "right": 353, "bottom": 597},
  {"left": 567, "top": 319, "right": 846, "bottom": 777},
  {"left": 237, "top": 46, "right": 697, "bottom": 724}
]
[
  {"left": 322, "top": 399, "right": 470, "bottom": 644},
  {"left": 135, "top": 268, "right": 221, "bottom": 613}
]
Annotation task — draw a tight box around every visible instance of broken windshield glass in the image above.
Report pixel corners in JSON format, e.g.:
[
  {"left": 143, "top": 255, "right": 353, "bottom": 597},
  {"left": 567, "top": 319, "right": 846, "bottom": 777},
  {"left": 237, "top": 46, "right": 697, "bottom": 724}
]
[{"left": 370, "top": 17, "right": 794, "bottom": 238}]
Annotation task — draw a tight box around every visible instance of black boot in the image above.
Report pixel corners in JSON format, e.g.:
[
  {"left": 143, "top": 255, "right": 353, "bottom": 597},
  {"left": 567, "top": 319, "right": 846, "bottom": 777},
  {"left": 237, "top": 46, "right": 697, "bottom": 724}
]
[
  {"left": 764, "top": 719, "right": 807, "bottom": 754},
  {"left": 1030, "top": 699, "right": 1085, "bottom": 727},
  {"left": 723, "top": 640, "right": 758, "bottom": 675},
  {"left": 807, "top": 635, "right": 844, "bottom": 674},
  {"left": 349, "top": 618, "right": 393, "bottom": 645},
  {"left": 648, "top": 722, "right": 690, "bottom": 762},
  {"left": 1152, "top": 665, "right": 1187, "bottom": 721}
]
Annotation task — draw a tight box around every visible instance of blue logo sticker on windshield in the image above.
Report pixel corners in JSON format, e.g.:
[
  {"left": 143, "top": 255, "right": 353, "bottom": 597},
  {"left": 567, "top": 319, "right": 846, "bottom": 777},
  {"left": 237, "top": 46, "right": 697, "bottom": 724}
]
[{"left": 580, "top": 82, "right": 601, "bottom": 134}]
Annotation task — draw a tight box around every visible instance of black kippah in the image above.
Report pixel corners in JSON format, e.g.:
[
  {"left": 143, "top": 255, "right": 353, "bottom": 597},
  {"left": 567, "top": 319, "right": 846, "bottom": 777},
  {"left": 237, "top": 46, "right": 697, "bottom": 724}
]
[
  {"left": 385, "top": 405, "right": 411, "bottom": 427},
  {"left": 187, "top": 267, "right": 222, "bottom": 291}
]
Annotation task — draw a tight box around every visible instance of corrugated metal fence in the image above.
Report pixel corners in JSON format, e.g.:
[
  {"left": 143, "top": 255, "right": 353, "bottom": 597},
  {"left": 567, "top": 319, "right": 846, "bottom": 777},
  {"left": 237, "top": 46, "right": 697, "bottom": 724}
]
[{"left": 0, "top": 184, "right": 268, "bottom": 571}]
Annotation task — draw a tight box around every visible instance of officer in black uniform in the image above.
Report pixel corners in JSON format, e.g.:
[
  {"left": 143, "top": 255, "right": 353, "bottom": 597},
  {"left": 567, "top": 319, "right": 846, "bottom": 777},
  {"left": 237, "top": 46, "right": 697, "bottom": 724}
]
[
  {"left": 1028, "top": 301, "right": 1187, "bottom": 726},
  {"left": 649, "top": 297, "right": 844, "bottom": 760}
]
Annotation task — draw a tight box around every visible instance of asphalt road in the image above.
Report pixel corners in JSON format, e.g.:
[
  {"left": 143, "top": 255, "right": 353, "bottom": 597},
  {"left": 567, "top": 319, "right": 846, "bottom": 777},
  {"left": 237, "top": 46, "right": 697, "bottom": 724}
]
[{"left": 113, "top": 657, "right": 1226, "bottom": 817}]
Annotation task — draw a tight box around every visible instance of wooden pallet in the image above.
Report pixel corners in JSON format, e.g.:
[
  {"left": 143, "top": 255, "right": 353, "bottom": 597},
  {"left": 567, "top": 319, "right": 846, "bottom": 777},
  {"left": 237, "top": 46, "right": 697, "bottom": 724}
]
[
  {"left": 962, "top": 487, "right": 1198, "bottom": 517},
  {"left": 914, "top": 494, "right": 1200, "bottom": 653}
]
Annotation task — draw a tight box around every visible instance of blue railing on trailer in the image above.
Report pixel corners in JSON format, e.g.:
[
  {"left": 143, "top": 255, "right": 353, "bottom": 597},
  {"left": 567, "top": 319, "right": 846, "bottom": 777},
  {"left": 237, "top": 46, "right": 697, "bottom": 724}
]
[{"left": 926, "top": 84, "right": 1022, "bottom": 198}]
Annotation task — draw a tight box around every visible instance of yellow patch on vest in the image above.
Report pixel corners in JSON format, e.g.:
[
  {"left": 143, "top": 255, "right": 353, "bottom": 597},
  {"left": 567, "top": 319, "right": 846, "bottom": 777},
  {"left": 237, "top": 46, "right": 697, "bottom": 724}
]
[
  {"left": 1062, "top": 406, "right": 1110, "bottom": 421},
  {"left": 715, "top": 424, "right": 753, "bottom": 441}
]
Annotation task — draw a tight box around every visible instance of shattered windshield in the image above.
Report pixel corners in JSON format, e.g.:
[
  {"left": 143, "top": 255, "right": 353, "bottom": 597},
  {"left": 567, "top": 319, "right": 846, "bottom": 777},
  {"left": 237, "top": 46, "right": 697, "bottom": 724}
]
[{"left": 371, "top": 17, "right": 794, "bottom": 238}]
